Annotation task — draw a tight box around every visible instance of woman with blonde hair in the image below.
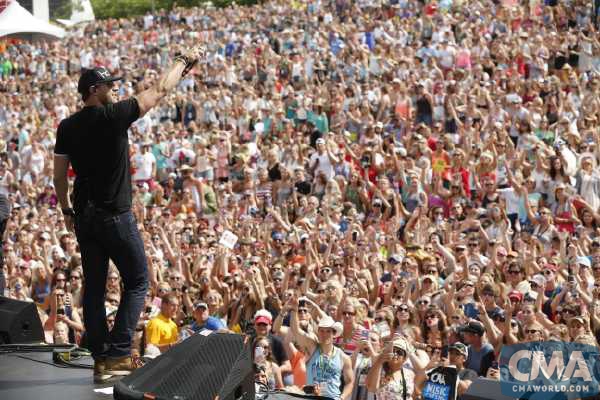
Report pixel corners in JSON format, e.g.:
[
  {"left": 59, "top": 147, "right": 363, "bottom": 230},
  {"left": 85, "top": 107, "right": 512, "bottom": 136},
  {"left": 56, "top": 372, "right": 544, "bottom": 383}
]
[
  {"left": 524, "top": 191, "right": 558, "bottom": 253},
  {"left": 483, "top": 202, "right": 511, "bottom": 242}
]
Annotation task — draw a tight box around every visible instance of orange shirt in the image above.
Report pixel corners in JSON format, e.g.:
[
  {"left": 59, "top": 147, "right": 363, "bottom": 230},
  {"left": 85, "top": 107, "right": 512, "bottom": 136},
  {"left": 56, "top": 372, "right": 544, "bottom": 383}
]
[{"left": 290, "top": 347, "right": 306, "bottom": 387}]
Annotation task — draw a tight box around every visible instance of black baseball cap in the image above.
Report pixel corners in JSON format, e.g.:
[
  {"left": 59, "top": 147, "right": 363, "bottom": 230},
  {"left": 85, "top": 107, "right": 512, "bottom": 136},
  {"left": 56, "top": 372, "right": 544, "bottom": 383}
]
[
  {"left": 78, "top": 67, "right": 122, "bottom": 94},
  {"left": 462, "top": 320, "right": 485, "bottom": 336}
]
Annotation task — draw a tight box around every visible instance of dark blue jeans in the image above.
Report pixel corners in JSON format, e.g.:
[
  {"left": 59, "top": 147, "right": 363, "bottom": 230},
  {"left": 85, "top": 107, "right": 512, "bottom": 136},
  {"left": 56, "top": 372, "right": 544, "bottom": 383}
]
[
  {"left": 0, "top": 218, "right": 7, "bottom": 296},
  {"left": 75, "top": 207, "right": 148, "bottom": 358}
]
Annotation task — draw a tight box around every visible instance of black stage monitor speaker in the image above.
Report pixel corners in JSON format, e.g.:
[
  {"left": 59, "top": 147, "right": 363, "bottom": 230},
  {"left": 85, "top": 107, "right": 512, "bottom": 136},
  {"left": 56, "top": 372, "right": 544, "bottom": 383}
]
[
  {"left": 462, "top": 377, "right": 518, "bottom": 400},
  {"left": 257, "top": 393, "right": 332, "bottom": 400},
  {"left": 0, "top": 296, "right": 44, "bottom": 344},
  {"left": 114, "top": 332, "right": 254, "bottom": 400}
]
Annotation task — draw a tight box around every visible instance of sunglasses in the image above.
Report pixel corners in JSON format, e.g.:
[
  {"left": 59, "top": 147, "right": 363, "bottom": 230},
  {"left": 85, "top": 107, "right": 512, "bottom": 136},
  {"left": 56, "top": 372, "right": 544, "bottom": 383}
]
[
  {"left": 393, "top": 348, "right": 407, "bottom": 357},
  {"left": 526, "top": 329, "right": 541, "bottom": 335},
  {"left": 508, "top": 270, "right": 522, "bottom": 275},
  {"left": 374, "top": 316, "right": 386, "bottom": 322},
  {"left": 342, "top": 311, "right": 356, "bottom": 316},
  {"left": 397, "top": 305, "right": 409, "bottom": 312},
  {"left": 298, "top": 308, "right": 309, "bottom": 314},
  {"left": 425, "top": 314, "right": 438, "bottom": 320},
  {"left": 426, "top": 346, "right": 442, "bottom": 353},
  {"left": 543, "top": 270, "right": 554, "bottom": 275}
]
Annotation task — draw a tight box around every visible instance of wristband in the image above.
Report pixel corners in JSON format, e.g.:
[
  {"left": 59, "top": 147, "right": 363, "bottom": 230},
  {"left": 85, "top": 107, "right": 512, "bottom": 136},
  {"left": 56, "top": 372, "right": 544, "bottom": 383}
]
[
  {"left": 174, "top": 54, "right": 190, "bottom": 66},
  {"left": 61, "top": 208, "right": 75, "bottom": 217}
]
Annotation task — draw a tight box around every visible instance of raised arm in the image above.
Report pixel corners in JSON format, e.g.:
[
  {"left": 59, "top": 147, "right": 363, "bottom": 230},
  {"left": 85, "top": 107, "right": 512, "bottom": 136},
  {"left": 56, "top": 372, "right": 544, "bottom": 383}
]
[
  {"left": 289, "top": 297, "right": 318, "bottom": 355},
  {"left": 135, "top": 46, "right": 203, "bottom": 117}
]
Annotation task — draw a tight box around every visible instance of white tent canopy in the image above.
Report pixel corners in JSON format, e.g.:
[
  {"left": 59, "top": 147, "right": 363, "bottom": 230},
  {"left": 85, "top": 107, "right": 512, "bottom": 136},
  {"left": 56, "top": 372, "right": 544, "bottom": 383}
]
[
  {"left": 0, "top": 0, "right": 65, "bottom": 40},
  {"left": 56, "top": 0, "right": 95, "bottom": 27}
]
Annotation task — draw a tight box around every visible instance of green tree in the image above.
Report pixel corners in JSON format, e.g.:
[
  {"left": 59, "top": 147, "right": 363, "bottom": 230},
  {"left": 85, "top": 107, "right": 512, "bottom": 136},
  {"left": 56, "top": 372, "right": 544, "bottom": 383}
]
[{"left": 90, "top": 0, "right": 257, "bottom": 19}]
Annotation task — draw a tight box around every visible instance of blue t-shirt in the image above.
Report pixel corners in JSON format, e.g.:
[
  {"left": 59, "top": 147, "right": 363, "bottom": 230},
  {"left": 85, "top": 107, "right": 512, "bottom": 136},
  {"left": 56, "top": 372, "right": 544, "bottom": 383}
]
[
  {"left": 466, "top": 343, "right": 495, "bottom": 376},
  {"left": 190, "top": 316, "right": 225, "bottom": 332}
]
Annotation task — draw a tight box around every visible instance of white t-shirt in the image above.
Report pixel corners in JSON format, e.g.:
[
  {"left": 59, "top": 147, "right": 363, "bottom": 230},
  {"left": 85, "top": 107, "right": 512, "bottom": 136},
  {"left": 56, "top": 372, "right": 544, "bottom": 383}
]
[
  {"left": 310, "top": 152, "right": 335, "bottom": 180},
  {"left": 133, "top": 152, "right": 156, "bottom": 181},
  {"left": 498, "top": 187, "right": 521, "bottom": 215}
]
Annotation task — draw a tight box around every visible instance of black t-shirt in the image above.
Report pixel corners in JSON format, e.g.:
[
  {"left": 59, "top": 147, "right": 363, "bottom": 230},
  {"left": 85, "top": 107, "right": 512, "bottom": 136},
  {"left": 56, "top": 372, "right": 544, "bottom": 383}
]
[
  {"left": 295, "top": 181, "right": 311, "bottom": 195},
  {"left": 54, "top": 98, "right": 140, "bottom": 213},
  {"left": 268, "top": 163, "right": 282, "bottom": 182},
  {"left": 269, "top": 334, "right": 289, "bottom": 366}
]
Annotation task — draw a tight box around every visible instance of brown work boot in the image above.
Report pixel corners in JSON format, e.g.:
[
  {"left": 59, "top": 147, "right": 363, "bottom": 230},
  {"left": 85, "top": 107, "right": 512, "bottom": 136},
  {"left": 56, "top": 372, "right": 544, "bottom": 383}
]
[
  {"left": 104, "top": 355, "right": 145, "bottom": 376},
  {"left": 93, "top": 357, "right": 118, "bottom": 384}
]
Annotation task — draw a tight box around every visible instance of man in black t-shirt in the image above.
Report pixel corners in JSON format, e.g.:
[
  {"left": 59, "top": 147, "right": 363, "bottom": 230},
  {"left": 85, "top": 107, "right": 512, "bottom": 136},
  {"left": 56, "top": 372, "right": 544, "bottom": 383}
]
[
  {"left": 0, "top": 193, "right": 10, "bottom": 296},
  {"left": 53, "top": 47, "right": 203, "bottom": 384}
]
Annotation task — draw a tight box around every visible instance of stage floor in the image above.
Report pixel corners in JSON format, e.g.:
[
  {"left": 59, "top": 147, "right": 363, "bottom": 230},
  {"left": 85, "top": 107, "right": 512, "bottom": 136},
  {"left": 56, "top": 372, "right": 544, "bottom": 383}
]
[{"left": 0, "top": 350, "right": 115, "bottom": 400}]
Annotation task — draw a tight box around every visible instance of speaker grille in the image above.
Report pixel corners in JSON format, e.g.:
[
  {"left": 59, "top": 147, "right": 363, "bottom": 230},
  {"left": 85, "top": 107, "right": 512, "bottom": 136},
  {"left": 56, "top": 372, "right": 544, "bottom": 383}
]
[{"left": 121, "top": 333, "right": 253, "bottom": 400}]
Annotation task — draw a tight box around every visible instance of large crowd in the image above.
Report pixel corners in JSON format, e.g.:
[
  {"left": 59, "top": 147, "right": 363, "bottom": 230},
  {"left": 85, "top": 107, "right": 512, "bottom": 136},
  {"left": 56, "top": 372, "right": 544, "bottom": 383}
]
[{"left": 2, "top": 0, "right": 600, "bottom": 398}]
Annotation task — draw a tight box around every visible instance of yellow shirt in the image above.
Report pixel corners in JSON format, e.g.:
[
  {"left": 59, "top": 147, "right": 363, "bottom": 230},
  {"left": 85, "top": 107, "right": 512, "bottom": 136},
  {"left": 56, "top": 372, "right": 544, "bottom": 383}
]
[{"left": 146, "top": 313, "right": 178, "bottom": 346}]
